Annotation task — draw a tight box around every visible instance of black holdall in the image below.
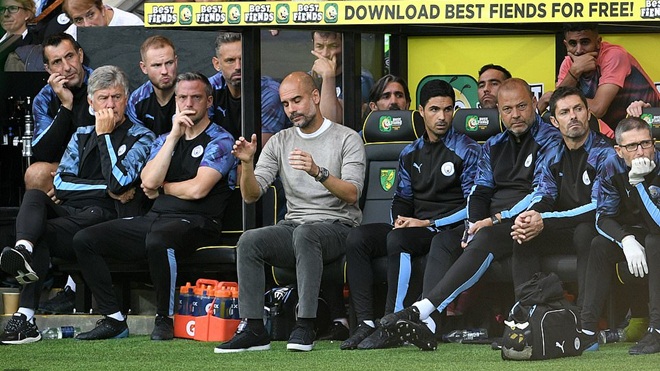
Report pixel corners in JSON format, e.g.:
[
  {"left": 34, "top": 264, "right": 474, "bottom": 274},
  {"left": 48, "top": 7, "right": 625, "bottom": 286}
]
[
  {"left": 263, "top": 285, "right": 330, "bottom": 341},
  {"left": 501, "top": 272, "right": 583, "bottom": 360}
]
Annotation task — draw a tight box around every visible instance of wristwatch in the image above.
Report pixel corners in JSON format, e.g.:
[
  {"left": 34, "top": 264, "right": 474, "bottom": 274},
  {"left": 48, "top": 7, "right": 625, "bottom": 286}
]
[
  {"left": 491, "top": 215, "right": 500, "bottom": 225},
  {"left": 315, "top": 166, "right": 330, "bottom": 183}
]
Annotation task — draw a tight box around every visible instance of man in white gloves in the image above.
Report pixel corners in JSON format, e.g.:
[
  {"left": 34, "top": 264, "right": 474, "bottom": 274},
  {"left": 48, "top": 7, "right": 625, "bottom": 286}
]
[{"left": 580, "top": 116, "right": 660, "bottom": 355}]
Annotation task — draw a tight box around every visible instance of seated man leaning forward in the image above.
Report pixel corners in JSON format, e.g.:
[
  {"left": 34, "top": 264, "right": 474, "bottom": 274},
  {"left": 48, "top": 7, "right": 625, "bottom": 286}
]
[
  {"left": 215, "top": 71, "right": 366, "bottom": 353},
  {"left": 72, "top": 72, "right": 237, "bottom": 341},
  {"left": 0, "top": 65, "right": 154, "bottom": 345}
]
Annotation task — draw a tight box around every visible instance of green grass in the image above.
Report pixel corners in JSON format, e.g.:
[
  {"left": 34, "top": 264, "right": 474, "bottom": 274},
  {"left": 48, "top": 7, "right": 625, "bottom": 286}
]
[{"left": 1, "top": 337, "right": 659, "bottom": 370}]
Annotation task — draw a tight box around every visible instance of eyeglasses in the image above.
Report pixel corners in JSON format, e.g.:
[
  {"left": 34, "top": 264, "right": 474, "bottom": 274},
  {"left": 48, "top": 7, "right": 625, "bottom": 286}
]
[
  {"left": 618, "top": 139, "right": 654, "bottom": 152},
  {"left": 0, "top": 6, "right": 25, "bottom": 14}
]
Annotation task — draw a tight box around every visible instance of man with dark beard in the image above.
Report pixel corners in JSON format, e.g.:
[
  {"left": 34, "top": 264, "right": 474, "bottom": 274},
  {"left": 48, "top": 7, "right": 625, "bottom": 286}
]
[
  {"left": 215, "top": 71, "right": 365, "bottom": 353},
  {"left": 366, "top": 74, "right": 411, "bottom": 112}
]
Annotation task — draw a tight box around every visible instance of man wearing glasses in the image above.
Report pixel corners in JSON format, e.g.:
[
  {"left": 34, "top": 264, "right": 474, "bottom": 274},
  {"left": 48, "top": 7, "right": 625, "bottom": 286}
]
[
  {"left": 579, "top": 116, "right": 660, "bottom": 355},
  {"left": 62, "top": 0, "right": 142, "bottom": 40}
]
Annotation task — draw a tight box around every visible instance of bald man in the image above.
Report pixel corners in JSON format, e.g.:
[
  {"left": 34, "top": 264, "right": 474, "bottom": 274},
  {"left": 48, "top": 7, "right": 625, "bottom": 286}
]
[{"left": 215, "top": 72, "right": 366, "bottom": 353}]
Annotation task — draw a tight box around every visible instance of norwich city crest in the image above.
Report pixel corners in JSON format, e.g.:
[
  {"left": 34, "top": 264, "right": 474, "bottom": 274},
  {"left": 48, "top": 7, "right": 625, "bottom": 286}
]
[{"left": 380, "top": 169, "right": 396, "bottom": 192}]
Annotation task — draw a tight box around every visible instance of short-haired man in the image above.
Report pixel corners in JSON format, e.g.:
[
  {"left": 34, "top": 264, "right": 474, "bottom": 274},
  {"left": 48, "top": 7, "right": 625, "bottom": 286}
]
[
  {"left": 310, "top": 31, "right": 375, "bottom": 125},
  {"left": 341, "top": 80, "right": 481, "bottom": 350},
  {"left": 541, "top": 23, "right": 660, "bottom": 130},
  {"left": 127, "top": 35, "right": 178, "bottom": 136},
  {"left": 477, "top": 64, "right": 511, "bottom": 109},
  {"left": 0, "top": 65, "right": 154, "bottom": 345},
  {"left": 379, "top": 78, "right": 563, "bottom": 351},
  {"left": 27, "top": 32, "right": 94, "bottom": 193},
  {"left": 73, "top": 72, "right": 237, "bottom": 341},
  {"left": 63, "top": 0, "right": 142, "bottom": 40},
  {"left": 579, "top": 117, "right": 660, "bottom": 354},
  {"left": 210, "top": 31, "right": 287, "bottom": 146},
  {"left": 511, "top": 87, "right": 615, "bottom": 308},
  {"left": 216, "top": 71, "right": 365, "bottom": 353}
]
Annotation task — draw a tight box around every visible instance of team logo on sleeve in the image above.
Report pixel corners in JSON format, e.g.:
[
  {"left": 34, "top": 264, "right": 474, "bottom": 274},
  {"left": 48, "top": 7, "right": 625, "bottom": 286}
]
[
  {"left": 380, "top": 169, "right": 396, "bottom": 192},
  {"left": 582, "top": 170, "right": 591, "bottom": 185},
  {"left": 191, "top": 145, "right": 204, "bottom": 158},
  {"left": 524, "top": 153, "right": 533, "bottom": 168},
  {"left": 441, "top": 162, "right": 455, "bottom": 176},
  {"left": 117, "top": 144, "right": 126, "bottom": 156}
]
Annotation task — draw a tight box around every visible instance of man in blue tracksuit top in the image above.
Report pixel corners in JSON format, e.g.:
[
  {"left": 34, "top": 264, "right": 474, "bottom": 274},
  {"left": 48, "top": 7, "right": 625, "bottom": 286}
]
[
  {"left": 580, "top": 116, "right": 660, "bottom": 355},
  {"left": 126, "top": 35, "right": 178, "bottom": 137},
  {"left": 380, "top": 78, "right": 563, "bottom": 351},
  {"left": 0, "top": 65, "right": 155, "bottom": 345},
  {"left": 511, "top": 87, "right": 615, "bottom": 308},
  {"left": 341, "top": 80, "right": 481, "bottom": 350},
  {"left": 27, "top": 33, "right": 95, "bottom": 192}
]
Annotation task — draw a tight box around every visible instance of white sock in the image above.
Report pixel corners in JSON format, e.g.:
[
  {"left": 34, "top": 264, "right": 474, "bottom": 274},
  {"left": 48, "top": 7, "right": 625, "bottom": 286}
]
[
  {"left": 15, "top": 240, "right": 33, "bottom": 254},
  {"left": 423, "top": 317, "right": 437, "bottom": 334},
  {"left": 107, "top": 312, "right": 125, "bottom": 321},
  {"left": 17, "top": 307, "right": 35, "bottom": 321},
  {"left": 334, "top": 318, "right": 349, "bottom": 328},
  {"left": 413, "top": 299, "right": 436, "bottom": 320},
  {"left": 65, "top": 276, "right": 76, "bottom": 292},
  {"left": 655, "top": 328, "right": 660, "bottom": 335},
  {"left": 362, "top": 320, "right": 375, "bottom": 328},
  {"left": 582, "top": 329, "right": 595, "bottom": 336}
]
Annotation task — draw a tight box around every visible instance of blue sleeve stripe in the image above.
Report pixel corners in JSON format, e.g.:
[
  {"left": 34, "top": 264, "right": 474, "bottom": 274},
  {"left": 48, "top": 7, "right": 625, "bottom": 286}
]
[
  {"left": 635, "top": 183, "right": 660, "bottom": 227},
  {"left": 500, "top": 193, "right": 533, "bottom": 219},
  {"left": 53, "top": 174, "right": 107, "bottom": 191},
  {"left": 434, "top": 207, "right": 467, "bottom": 228},
  {"left": 595, "top": 212, "right": 622, "bottom": 248},
  {"left": 540, "top": 201, "right": 596, "bottom": 219},
  {"left": 466, "top": 184, "right": 477, "bottom": 220}
]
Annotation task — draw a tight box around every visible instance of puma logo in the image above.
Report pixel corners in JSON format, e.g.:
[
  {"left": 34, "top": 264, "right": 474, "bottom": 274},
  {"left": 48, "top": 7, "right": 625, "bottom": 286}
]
[
  {"left": 555, "top": 340, "right": 565, "bottom": 353},
  {"left": 413, "top": 162, "right": 422, "bottom": 173}
]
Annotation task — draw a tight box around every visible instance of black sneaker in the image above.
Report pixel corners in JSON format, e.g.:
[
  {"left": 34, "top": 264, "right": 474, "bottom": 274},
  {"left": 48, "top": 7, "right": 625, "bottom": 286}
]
[
  {"left": 0, "top": 245, "right": 39, "bottom": 285},
  {"left": 151, "top": 315, "right": 174, "bottom": 341},
  {"left": 579, "top": 330, "right": 599, "bottom": 352},
  {"left": 396, "top": 320, "right": 437, "bottom": 351},
  {"left": 629, "top": 329, "right": 660, "bottom": 355},
  {"left": 287, "top": 324, "right": 316, "bottom": 351},
  {"left": 357, "top": 326, "right": 403, "bottom": 349},
  {"left": 341, "top": 322, "right": 376, "bottom": 350},
  {"left": 76, "top": 317, "right": 129, "bottom": 340},
  {"left": 214, "top": 321, "right": 271, "bottom": 353},
  {"left": 318, "top": 321, "right": 349, "bottom": 341},
  {"left": 39, "top": 286, "right": 76, "bottom": 314},
  {"left": 380, "top": 306, "right": 421, "bottom": 329},
  {"left": 0, "top": 313, "right": 41, "bottom": 345}
]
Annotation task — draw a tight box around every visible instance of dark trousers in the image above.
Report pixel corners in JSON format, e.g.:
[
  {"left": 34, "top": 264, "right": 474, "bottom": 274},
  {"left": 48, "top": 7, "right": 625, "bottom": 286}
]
[
  {"left": 581, "top": 232, "right": 660, "bottom": 332},
  {"left": 16, "top": 189, "right": 115, "bottom": 309},
  {"left": 72, "top": 212, "right": 222, "bottom": 316},
  {"left": 345, "top": 223, "right": 434, "bottom": 322},
  {"left": 425, "top": 223, "right": 513, "bottom": 311},
  {"left": 422, "top": 225, "right": 465, "bottom": 297},
  {"left": 512, "top": 221, "right": 597, "bottom": 307}
]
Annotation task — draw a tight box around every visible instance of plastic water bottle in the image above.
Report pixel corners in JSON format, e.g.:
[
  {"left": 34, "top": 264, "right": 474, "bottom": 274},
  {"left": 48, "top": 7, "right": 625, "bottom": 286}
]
[
  {"left": 178, "top": 282, "right": 194, "bottom": 315},
  {"left": 443, "top": 328, "right": 488, "bottom": 343},
  {"left": 228, "top": 289, "right": 240, "bottom": 320},
  {"left": 599, "top": 328, "right": 626, "bottom": 344},
  {"left": 41, "top": 326, "right": 81, "bottom": 339}
]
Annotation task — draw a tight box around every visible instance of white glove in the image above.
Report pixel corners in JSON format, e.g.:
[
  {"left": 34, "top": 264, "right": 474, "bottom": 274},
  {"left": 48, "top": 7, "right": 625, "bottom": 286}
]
[
  {"left": 629, "top": 157, "right": 656, "bottom": 186},
  {"left": 621, "top": 235, "right": 648, "bottom": 278}
]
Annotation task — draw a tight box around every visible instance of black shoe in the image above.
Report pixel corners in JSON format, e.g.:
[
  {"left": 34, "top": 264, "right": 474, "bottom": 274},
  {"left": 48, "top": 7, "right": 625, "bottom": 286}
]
[
  {"left": 396, "top": 320, "right": 437, "bottom": 351},
  {"left": 341, "top": 322, "right": 376, "bottom": 350},
  {"left": 318, "top": 321, "right": 349, "bottom": 341},
  {"left": 39, "top": 286, "right": 76, "bottom": 314},
  {"left": 76, "top": 317, "right": 129, "bottom": 340},
  {"left": 579, "top": 330, "right": 599, "bottom": 352},
  {"left": 287, "top": 324, "right": 316, "bottom": 351},
  {"left": 380, "top": 306, "right": 421, "bottom": 329},
  {"left": 151, "top": 315, "right": 173, "bottom": 341},
  {"left": 214, "top": 321, "right": 271, "bottom": 353},
  {"left": 0, "top": 313, "right": 41, "bottom": 345},
  {"left": 629, "top": 329, "right": 660, "bottom": 355},
  {"left": 357, "top": 326, "right": 403, "bottom": 349},
  {"left": 1, "top": 245, "right": 39, "bottom": 285}
]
